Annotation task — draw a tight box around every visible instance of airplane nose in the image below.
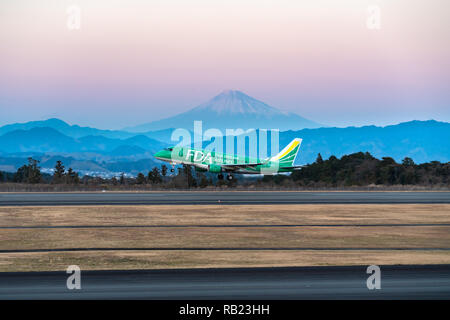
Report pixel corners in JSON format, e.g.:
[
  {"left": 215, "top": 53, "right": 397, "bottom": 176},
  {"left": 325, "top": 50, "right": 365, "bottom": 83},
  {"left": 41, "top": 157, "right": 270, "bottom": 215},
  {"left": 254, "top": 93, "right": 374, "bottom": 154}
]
[{"left": 154, "top": 150, "right": 163, "bottom": 158}]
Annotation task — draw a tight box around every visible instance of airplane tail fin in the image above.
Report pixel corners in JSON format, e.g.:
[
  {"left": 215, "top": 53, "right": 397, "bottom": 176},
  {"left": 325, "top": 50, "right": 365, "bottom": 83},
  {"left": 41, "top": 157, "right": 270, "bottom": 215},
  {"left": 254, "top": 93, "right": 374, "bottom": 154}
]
[{"left": 270, "top": 138, "right": 302, "bottom": 167}]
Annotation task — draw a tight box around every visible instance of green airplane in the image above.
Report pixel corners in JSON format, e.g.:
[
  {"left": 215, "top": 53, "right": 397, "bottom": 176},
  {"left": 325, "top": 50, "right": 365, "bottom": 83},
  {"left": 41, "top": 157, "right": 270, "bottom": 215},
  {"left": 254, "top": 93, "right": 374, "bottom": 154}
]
[{"left": 154, "top": 138, "right": 304, "bottom": 180}]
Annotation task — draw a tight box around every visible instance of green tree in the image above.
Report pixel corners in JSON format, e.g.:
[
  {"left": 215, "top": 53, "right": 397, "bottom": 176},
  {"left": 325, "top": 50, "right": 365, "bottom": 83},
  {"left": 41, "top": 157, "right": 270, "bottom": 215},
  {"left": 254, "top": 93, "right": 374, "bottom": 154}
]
[
  {"left": 380, "top": 157, "right": 396, "bottom": 166},
  {"left": 316, "top": 153, "right": 323, "bottom": 164},
  {"left": 66, "top": 168, "right": 80, "bottom": 184},
  {"left": 28, "top": 158, "right": 42, "bottom": 183},
  {"left": 136, "top": 172, "right": 146, "bottom": 184},
  {"left": 152, "top": 167, "right": 162, "bottom": 184},
  {"left": 147, "top": 170, "right": 154, "bottom": 183},
  {"left": 148, "top": 167, "right": 162, "bottom": 184},
  {"left": 14, "top": 157, "right": 42, "bottom": 183},
  {"left": 402, "top": 157, "right": 415, "bottom": 167},
  {"left": 53, "top": 160, "right": 65, "bottom": 183},
  {"left": 178, "top": 164, "right": 196, "bottom": 188},
  {"left": 119, "top": 173, "right": 125, "bottom": 185},
  {"left": 161, "top": 164, "right": 168, "bottom": 177}
]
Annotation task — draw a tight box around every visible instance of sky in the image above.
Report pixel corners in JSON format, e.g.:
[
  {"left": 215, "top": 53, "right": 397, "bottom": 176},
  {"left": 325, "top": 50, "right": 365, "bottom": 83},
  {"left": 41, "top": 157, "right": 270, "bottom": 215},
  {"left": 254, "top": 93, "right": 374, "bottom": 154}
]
[{"left": 0, "top": 0, "right": 449, "bottom": 129}]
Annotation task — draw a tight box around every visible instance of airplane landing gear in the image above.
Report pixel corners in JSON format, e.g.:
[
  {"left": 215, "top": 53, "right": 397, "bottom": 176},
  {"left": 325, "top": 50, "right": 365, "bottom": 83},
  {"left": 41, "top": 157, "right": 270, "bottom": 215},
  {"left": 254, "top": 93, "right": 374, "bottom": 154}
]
[
  {"left": 226, "top": 174, "right": 234, "bottom": 181},
  {"left": 218, "top": 173, "right": 224, "bottom": 180}
]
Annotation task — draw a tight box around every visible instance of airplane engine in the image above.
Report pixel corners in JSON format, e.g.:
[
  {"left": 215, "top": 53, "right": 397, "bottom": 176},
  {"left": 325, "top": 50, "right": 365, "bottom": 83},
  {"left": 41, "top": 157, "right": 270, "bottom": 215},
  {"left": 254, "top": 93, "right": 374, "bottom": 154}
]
[{"left": 208, "top": 164, "right": 222, "bottom": 173}]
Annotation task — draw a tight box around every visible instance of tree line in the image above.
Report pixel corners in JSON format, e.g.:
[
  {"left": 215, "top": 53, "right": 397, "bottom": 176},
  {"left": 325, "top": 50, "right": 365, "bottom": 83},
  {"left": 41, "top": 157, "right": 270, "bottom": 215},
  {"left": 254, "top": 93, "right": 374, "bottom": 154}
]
[
  {"left": 264, "top": 152, "right": 449, "bottom": 187},
  {"left": 0, "top": 153, "right": 449, "bottom": 188},
  {"left": 0, "top": 158, "right": 80, "bottom": 184},
  {"left": 0, "top": 159, "right": 224, "bottom": 188}
]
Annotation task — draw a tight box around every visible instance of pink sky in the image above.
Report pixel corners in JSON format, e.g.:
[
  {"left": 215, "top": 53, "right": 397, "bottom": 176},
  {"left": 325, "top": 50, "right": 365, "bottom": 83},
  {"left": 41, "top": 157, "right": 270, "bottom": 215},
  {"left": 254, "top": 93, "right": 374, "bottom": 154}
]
[{"left": 0, "top": 0, "right": 449, "bottom": 129}]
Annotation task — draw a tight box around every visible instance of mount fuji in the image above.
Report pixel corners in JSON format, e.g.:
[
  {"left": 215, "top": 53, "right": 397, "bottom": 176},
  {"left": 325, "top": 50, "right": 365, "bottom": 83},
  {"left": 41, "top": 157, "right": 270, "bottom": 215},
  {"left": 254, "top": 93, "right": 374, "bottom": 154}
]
[{"left": 124, "top": 90, "right": 322, "bottom": 132}]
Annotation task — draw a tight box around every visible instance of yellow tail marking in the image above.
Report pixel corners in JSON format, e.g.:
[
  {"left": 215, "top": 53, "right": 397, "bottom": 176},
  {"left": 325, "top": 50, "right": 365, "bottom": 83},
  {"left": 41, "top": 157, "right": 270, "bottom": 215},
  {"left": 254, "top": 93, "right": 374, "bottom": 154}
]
[{"left": 272, "top": 140, "right": 300, "bottom": 161}]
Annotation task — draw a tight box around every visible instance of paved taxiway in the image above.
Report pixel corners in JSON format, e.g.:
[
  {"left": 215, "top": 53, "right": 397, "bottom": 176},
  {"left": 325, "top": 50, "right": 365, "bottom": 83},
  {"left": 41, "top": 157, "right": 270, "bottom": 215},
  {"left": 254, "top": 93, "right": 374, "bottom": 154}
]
[
  {"left": 1, "top": 265, "right": 449, "bottom": 299},
  {"left": 1, "top": 191, "right": 449, "bottom": 206}
]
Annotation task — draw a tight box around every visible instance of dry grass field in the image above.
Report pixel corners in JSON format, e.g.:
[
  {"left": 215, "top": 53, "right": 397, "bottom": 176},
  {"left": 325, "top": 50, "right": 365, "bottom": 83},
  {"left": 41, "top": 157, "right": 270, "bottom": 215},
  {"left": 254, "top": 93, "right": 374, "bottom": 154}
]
[
  {"left": 1, "top": 250, "right": 449, "bottom": 272},
  {"left": 0, "top": 204, "right": 449, "bottom": 271},
  {"left": 2, "top": 204, "right": 450, "bottom": 226},
  {"left": 1, "top": 226, "right": 449, "bottom": 250}
]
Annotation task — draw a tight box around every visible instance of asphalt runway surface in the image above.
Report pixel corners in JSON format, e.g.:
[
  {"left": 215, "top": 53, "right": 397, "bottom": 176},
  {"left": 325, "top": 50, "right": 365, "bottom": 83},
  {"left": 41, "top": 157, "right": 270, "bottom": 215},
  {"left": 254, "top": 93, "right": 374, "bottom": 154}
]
[
  {"left": 1, "top": 191, "right": 450, "bottom": 206},
  {"left": 1, "top": 265, "right": 449, "bottom": 299}
]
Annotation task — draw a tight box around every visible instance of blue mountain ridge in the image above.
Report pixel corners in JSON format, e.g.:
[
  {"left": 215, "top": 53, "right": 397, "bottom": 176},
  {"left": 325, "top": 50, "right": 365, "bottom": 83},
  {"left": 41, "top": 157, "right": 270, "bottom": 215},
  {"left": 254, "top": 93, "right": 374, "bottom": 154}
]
[
  {"left": 0, "top": 127, "right": 167, "bottom": 154},
  {"left": 0, "top": 118, "right": 175, "bottom": 143},
  {"left": 0, "top": 120, "right": 448, "bottom": 175},
  {"left": 279, "top": 120, "right": 450, "bottom": 164}
]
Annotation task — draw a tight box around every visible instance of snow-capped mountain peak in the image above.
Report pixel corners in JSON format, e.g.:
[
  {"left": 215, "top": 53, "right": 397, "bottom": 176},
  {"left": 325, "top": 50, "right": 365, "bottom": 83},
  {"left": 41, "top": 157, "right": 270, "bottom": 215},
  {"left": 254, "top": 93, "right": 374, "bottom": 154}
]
[
  {"left": 124, "top": 90, "right": 321, "bottom": 132},
  {"left": 193, "top": 90, "right": 288, "bottom": 116}
]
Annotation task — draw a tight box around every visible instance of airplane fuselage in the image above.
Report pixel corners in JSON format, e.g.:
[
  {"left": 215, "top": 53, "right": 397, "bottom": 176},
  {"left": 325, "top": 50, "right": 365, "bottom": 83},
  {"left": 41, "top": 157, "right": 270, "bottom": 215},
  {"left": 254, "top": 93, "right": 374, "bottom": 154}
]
[{"left": 155, "top": 145, "right": 298, "bottom": 174}]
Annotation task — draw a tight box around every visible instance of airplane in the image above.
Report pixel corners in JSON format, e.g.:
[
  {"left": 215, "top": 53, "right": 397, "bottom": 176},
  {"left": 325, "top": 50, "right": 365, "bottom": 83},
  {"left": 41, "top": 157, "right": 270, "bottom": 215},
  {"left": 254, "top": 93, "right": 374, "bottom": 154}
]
[{"left": 154, "top": 138, "right": 304, "bottom": 180}]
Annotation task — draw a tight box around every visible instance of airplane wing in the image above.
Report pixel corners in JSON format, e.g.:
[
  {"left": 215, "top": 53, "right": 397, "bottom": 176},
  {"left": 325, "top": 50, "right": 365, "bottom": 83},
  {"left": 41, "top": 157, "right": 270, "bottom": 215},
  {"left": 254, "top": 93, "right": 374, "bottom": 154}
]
[
  {"left": 280, "top": 165, "right": 305, "bottom": 170},
  {"left": 221, "top": 162, "right": 265, "bottom": 170}
]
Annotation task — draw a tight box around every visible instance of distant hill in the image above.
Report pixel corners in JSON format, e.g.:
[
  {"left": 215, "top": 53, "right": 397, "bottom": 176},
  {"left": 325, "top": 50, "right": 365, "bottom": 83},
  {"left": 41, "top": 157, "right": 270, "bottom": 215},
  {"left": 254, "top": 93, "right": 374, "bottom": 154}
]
[
  {"left": 0, "top": 118, "right": 172, "bottom": 142},
  {"left": 0, "top": 127, "right": 168, "bottom": 154},
  {"left": 0, "top": 118, "right": 182, "bottom": 148},
  {"left": 0, "top": 127, "right": 78, "bottom": 153},
  {"left": 140, "top": 128, "right": 180, "bottom": 144},
  {"left": 108, "top": 145, "right": 147, "bottom": 156},
  {"left": 124, "top": 90, "right": 322, "bottom": 132},
  {"left": 279, "top": 120, "right": 450, "bottom": 164},
  {"left": 0, "top": 118, "right": 136, "bottom": 139},
  {"left": 0, "top": 119, "right": 448, "bottom": 175},
  {"left": 0, "top": 126, "right": 169, "bottom": 176}
]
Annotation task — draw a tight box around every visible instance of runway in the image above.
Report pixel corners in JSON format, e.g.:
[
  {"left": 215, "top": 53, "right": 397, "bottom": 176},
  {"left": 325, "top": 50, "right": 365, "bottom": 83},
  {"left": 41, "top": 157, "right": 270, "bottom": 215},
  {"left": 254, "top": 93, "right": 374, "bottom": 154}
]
[
  {"left": 1, "top": 191, "right": 449, "bottom": 206},
  {"left": 1, "top": 265, "right": 449, "bottom": 299}
]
